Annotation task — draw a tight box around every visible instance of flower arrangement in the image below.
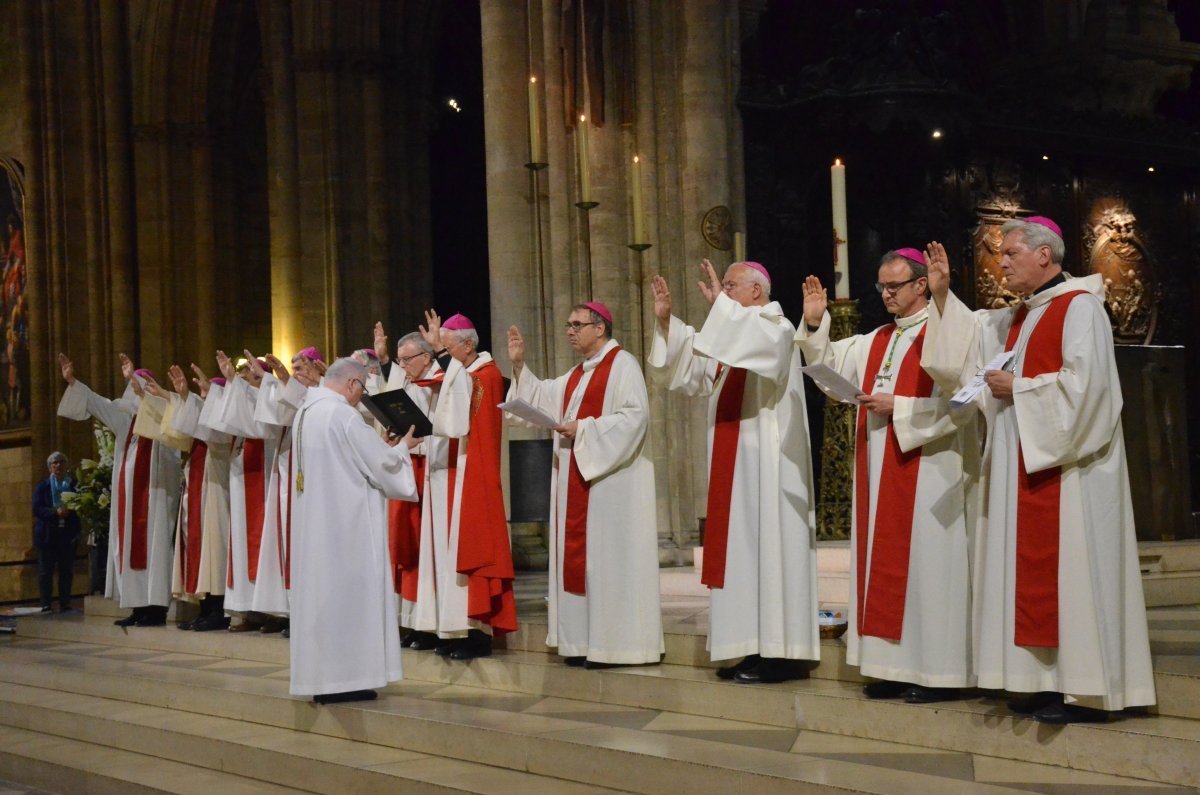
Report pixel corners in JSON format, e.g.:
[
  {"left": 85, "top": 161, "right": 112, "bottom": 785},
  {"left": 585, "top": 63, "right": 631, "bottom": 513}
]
[{"left": 60, "top": 421, "right": 114, "bottom": 548}]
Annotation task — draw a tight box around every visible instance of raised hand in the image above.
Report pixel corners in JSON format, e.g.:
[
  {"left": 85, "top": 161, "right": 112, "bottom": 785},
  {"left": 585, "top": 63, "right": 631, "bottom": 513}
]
[
  {"left": 802, "top": 275, "right": 828, "bottom": 327},
  {"left": 697, "top": 259, "right": 722, "bottom": 305},
  {"left": 142, "top": 374, "right": 167, "bottom": 398},
  {"left": 168, "top": 364, "right": 189, "bottom": 397},
  {"left": 263, "top": 354, "right": 290, "bottom": 384},
  {"left": 129, "top": 373, "right": 145, "bottom": 398},
  {"left": 215, "top": 350, "right": 235, "bottom": 382},
  {"left": 650, "top": 275, "right": 672, "bottom": 329},
  {"left": 242, "top": 350, "right": 265, "bottom": 379},
  {"left": 58, "top": 353, "right": 76, "bottom": 385},
  {"left": 373, "top": 321, "right": 389, "bottom": 363},
  {"left": 418, "top": 309, "right": 442, "bottom": 350},
  {"left": 507, "top": 325, "right": 525, "bottom": 374},
  {"left": 925, "top": 241, "right": 950, "bottom": 312},
  {"left": 190, "top": 363, "right": 212, "bottom": 398},
  {"left": 118, "top": 353, "right": 135, "bottom": 381}
]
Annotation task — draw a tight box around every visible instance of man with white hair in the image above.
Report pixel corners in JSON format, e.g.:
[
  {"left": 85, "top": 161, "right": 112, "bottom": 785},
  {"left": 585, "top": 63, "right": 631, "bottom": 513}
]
[
  {"left": 648, "top": 260, "right": 818, "bottom": 683},
  {"left": 288, "top": 357, "right": 419, "bottom": 703},
  {"left": 412, "top": 310, "right": 518, "bottom": 659},
  {"left": 922, "top": 217, "right": 1155, "bottom": 723},
  {"left": 797, "top": 248, "right": 978, "bottom": 703},
  {"left": 33, "top": 450, "right": 82, "bottom": 613},
  {"left": 57, "top": 353, "right": 181, "bottom": 627}
]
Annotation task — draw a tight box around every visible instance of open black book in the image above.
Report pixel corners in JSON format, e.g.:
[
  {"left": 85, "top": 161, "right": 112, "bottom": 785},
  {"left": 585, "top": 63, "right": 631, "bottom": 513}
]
[{"left": 359, "top": 389, "right": 433, "bottom": 437}]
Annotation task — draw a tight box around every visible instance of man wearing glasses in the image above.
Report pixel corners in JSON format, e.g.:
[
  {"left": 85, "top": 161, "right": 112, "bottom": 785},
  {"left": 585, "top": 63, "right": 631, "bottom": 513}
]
[
  {"left": 796, "top": 247, "right": 977, "bottom": 704},
  {"left": 505, "top": 302, "right": 663, "bottom": 668},
  {"left": 649, "top": 260, "right": 818, "bottom": 684}
]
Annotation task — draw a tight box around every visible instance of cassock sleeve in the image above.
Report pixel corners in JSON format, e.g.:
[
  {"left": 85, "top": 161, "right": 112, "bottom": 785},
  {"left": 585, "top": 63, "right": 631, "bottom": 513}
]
[
  {"left": 794, "top": 313, "right": 865, "bottom": 399},
  {"left": 507, "top": 365, "right": 566, "bottom": 425},
  {"left": 573, "top": 354, "right": 649, "bottom": 482},
  {"left": 174, "top": 393, "right": 233, "bottom": 446},
  {"left": 646, "top": 315, "right": 717, "bottom": 397},
  {"left": 135, "top": 394, "right": 192, "bottom": 452},
  {"left": 278, "top": 377, "right": 310, "bottom": 412},
  {"left": 921, "top": 290, "right": 985, "bottom": 395},
  {"left": 693, "top": 292, "right": 794, "bottom": 382},
  {"left": 1012, "top": 295, "right": 1123, "bottom": 473},
  {"left": 57, "top": 379, "right": 136, "bottom": 429},
  {"left": 198, "top": 383, "right": 231, "bottom": 434},
  {"left": 431, "top": 359, "right": 472, "bottom": 438},
  {"left": 892, "top": 395, "right": 976, "bottom": 454},
  {"left": 342, "top": 412, "right": 418, "bottom": 502},
  {"left": 218, "top": 377, "right": 274, "bottom": 439},
  {"left": 254, "top": 372, "right": 297, "bottom": 426}
]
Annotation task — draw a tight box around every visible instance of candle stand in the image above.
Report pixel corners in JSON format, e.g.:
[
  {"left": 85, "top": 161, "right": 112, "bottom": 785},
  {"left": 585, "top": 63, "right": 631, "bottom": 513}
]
[{"left": 816, "top": 298, "right": 860, "bottom": 541}]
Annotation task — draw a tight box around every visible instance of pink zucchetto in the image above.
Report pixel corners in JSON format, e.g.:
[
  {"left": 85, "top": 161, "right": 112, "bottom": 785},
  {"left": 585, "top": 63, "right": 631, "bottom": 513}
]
[
  {"left": 211, "top": 377, "right": 227, "bottom": 387},
  {"left": 1025, "top": 215, "right": 1063, "bottom": 239},
  {"left": 583, "top": 301, "right": 613, "bottom": 325},
  {"left": 442, "top": 313, "right": 475, "bottom": 331},
  {"left": 294, "top": 346, "right": 324, "bottom": 363},
  {"left": 134, "top": 368, "right": 156, "bottom": 382},
  {"left": 735, "top": 261, "right": 771, "bottom": 285},
  {"left": 355, "top": 348, "right": 379, "bottom": 361},
  {"left": 894, "top": 247, "right": 927, "bottom": 267}
]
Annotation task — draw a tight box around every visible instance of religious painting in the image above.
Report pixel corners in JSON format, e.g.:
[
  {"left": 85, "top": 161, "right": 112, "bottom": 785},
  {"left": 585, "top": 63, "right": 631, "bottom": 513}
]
[
  {"left": 0, "top": 159, "right": 28, "bottom": 434},
  {"left": 1085, "top": 198, "right": 1158, "bottom": 345},
  {"left": 972, "top": 200, "right": 1022, "bottom": 310}
]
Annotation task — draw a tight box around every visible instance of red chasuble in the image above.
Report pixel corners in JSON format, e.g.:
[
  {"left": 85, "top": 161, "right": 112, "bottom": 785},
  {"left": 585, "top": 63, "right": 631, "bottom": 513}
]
[
  {"left": 116, "top": 423, "right": 155, "bottom": 572},
  {"left": 1007, "top": 291, "right": 1084, "bottom": 648},
  {"left": 445, "top": 360, "right": 518, "bottom": 635},
  {"left": 560, "top": 346, "right": 622, "bottom": 595},
  {"left": 853, "top": 323, "right": 933, "bottom": 640},
  {"left": 388, "top": 454, "right": 426, "bottom": 599},
  {"left": 702, "top": 365, "right": 747, "bottom": 589},
  {"left": 182, "top": 440, "right": 209, "bottom": 593}
]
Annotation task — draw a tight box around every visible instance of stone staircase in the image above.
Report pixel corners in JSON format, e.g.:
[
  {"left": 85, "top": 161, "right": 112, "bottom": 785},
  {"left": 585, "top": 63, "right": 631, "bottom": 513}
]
[
  {"left": 0, "top": 588, "right": 1197, "bottom": 794},
  {"left": 1141, "top": 539, "right": 1200, "bottom": 607}
]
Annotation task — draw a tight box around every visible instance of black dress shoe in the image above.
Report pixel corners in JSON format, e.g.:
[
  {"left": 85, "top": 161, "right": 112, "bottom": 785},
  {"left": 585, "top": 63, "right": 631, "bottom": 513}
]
[
  {"left": 176, "top": 617, "right": 197, "bottom": 630},
  {"left": 260, "top": 617, "right": 287, "bottom": 634},
  {"left": 1033, "top": 702, "right": 1110, "bottom": 725},
  {"left": 716, "top": 654, "right": 761, "bottom": 680},
  {"left": 448, "top": 630, "right": 493, "bottom": 660},
  {"left": 1007, "top": 691, "right": 1061, "bottom": 715},
  {"left": 312, "top": 689, "right": 378, "bottom": 704},
  {"left": 862, "top": 680, "right": 913, "bottom": 699},
  {"left": 564, "top": 656, "right": 586, "bottom": 667},
  {"left": 114, "top": 608, "right": 144, "bottom": 627},
  {"left": 192, "top": 614, "right": 231, "bottom": 632},
  {"left": 433, "top": 638, "right": 465, "bottom": 656},
  {"left": 135, "top": 612, "right": 167, "bottom": 627},
  {"left": 734, "top": 658, "right": 810, "bottom": 684},
  {"left": 583, "top": 660, "right": 626, "bottom": 670},
  {"left": 905, "top": 686, "right": 963, "bottom": 704},
  {"left": 404, "top": 631, "right": 437, "bottom": 649},
  {"left": 281, "top": 627, "right": 289, "bottom": 638}
]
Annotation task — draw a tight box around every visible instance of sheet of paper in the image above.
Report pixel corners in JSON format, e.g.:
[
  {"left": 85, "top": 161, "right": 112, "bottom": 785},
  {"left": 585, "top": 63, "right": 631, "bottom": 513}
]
[
  {"left": 800, "top": 363, "right": 865, "bottom": 404},
  {"left": 949, "top": 350, "right": 1016, "bottom": 408},
  {"left": 499, "top": 398, "right": 560, "bottom": 430}
]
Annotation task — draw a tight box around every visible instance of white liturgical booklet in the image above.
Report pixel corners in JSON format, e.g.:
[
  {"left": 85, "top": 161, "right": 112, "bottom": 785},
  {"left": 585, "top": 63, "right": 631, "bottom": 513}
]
[
  {"left": 949, "top": 350, "right": 1017, "bottom": 408},
  {"left": 499, "top": 398, "right": 560, "bottom": 430},
  {"left": 800, "top": 363, "right": 866, "bottom": 404}
]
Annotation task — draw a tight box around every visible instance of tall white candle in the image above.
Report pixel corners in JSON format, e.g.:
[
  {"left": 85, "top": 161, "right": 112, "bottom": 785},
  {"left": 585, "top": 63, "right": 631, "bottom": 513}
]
[
  {"left": 577, "top": 115, "right": 592, "bottom": 204},
  {"left": 527, "top": 76, "right": 543, "bottom": 164},
  {"left": 630, "top": 155, "right": 644, "bottom": 242},
  {"left": 831, "top": 158, "right": 850, "bottom": 299},
  {"left": 733, "top": 232, "right": 746, "bottom": 263}
]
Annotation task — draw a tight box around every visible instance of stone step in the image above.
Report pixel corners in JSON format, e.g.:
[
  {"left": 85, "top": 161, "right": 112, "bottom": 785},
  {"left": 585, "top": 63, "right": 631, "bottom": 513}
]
[
  {"left": 0, "top": 723, "right": 307, "bottom": 795},
  {"left": 1143, "top": 571, "right": 1200, "bottom": 607},
  {"left": 0, "top": 680, "right": 622, "bottom": 795},
  {"left": 5, "top": 623, "right": 1200, "bottom": 788},
  {"left": 1140, "top": 540, "right": 1200, "bottom": 573}
]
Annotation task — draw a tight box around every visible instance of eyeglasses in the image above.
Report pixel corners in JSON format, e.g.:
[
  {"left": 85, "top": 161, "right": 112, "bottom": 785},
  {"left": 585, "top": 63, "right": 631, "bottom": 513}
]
[
  {"left": 351, "top": 378, "right": 366, "bottom": 392},
  {"left": 398, "top": 352, "right": 431, "bottom": 365},
  {"left": 564, "top": 321, "right": 599, "bottom": 331},
  {"left": 874, "top": 277, "right": 921, "bottom": 294}
]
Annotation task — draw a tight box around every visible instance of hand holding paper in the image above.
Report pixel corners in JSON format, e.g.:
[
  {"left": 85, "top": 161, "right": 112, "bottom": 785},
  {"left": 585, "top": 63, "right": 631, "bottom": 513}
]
[
  {"left": 499, "top": 398, "right": 560, "bottom": 430},
  {"left": 800, "top": 363, "right": 865, "bottom": 404}
]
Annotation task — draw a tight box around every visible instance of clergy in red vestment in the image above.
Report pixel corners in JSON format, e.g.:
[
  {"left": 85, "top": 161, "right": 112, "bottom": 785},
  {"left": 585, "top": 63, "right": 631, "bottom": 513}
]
[
  {"left": 796, "top": 248, "right": 979, "bottom": 703},
  {"left": 648, "top": 261, "right": 818, "bottom": 684},
  {"left": 922, "top": 217, "right": 1155, "bottom": 724},
  {"left": 505, "top": 302, "right": 663, "bottom": 668},
  {"left": 410, "top": 309, "right": 518, "bottom": 659},
  {"left": 56, "top": 353, "right": 181, "bottom": 627}
]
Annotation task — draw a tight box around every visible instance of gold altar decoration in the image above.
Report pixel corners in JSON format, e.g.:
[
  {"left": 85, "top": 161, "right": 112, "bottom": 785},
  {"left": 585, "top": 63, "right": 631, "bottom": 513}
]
[
  {"left": 816, "top": 298, "right": 861, "bottom": 541},
  {"left": 1086, "top": 199, "right": 1157, "bottom": 344},
  {"left": 973, "top": 199, "right": 1024, "bottom": 309},
  {"left": 701, "top": 206, "right": 733, "bottom": 251}
]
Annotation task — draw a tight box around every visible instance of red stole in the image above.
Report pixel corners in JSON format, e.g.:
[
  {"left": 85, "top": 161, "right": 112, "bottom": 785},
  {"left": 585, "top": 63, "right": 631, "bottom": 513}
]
[
  {"left": 116, "top": 422, "right": 154, "bottom": 572},
  {"left": 702, "top": 365, "right": 747, "bottom": 589},
  {"left": 445, "top": 360, "right": 518, "bottom": 635},
  {"left": 183, "top": 440, "right": 209, "bottom": 593},
  {"left": 285, "top": 444, "right": 294, "bottom": 590},
  {"left": 228, "top": 437, "right": 266, "bottom": 588},
  {"left": 388, "top": 454, "right": 426, "bottom": 599},
  {"left": 560, "top": 346, "right": 622, "bottom": 595},
  {"left": 853, "top": 323, "right": 933, "bottom": 640},
  {"left": 1008, "top": 292, "right": 1084, "bottom": 648}
]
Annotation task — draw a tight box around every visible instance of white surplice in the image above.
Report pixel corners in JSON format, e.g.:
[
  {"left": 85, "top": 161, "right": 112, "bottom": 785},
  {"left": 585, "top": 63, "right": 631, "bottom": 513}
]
[
  {"left": 288, "top": 386, "right": 418, "bottom": 696},
  {"left": 797, "top": 307, "right": 979, "bottom": 687},
  {"left": 507, "top": 339, "right": 664, "bottom": 664},
  {"left": 200, "top": 378, "right": 280, "bottom": 613},
  {"left": 922, "top": 274, "right": 1155, "bottom": 710},
  {"left": 248, "top": 372, "right": 302, "bottom": 616},
  {"left": 167, "top": 392, "right": 233, "bottom": 601},
  {"left": 58, "top": 379, "right": 181, "bottom": 608},
  {"left": 648, "top": 293, "right": 819, "bottom": 662}
]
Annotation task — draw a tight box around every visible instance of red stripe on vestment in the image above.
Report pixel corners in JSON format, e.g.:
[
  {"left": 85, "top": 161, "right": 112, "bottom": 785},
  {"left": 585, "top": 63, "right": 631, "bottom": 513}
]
[
  {"left": 242, "top": 438, "right": 266, "bottom": 582},
  {"left": 116, "top": 422, "right": 136, "bottom": 574},
  {"left": 702, "top": 365, "right": 747, "bottom": 589},
  {"left": 129, "top": 436, "right": 154, "bottom": 570},
  {"left": 184, "top": 440, "right": 208, "bottom": 593},
  {"left": 1009, "top": 293, "right": 1083, "bottom": 648},
  {"left": 561, "top": 346, "right": 622, "bottom": 595}
]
